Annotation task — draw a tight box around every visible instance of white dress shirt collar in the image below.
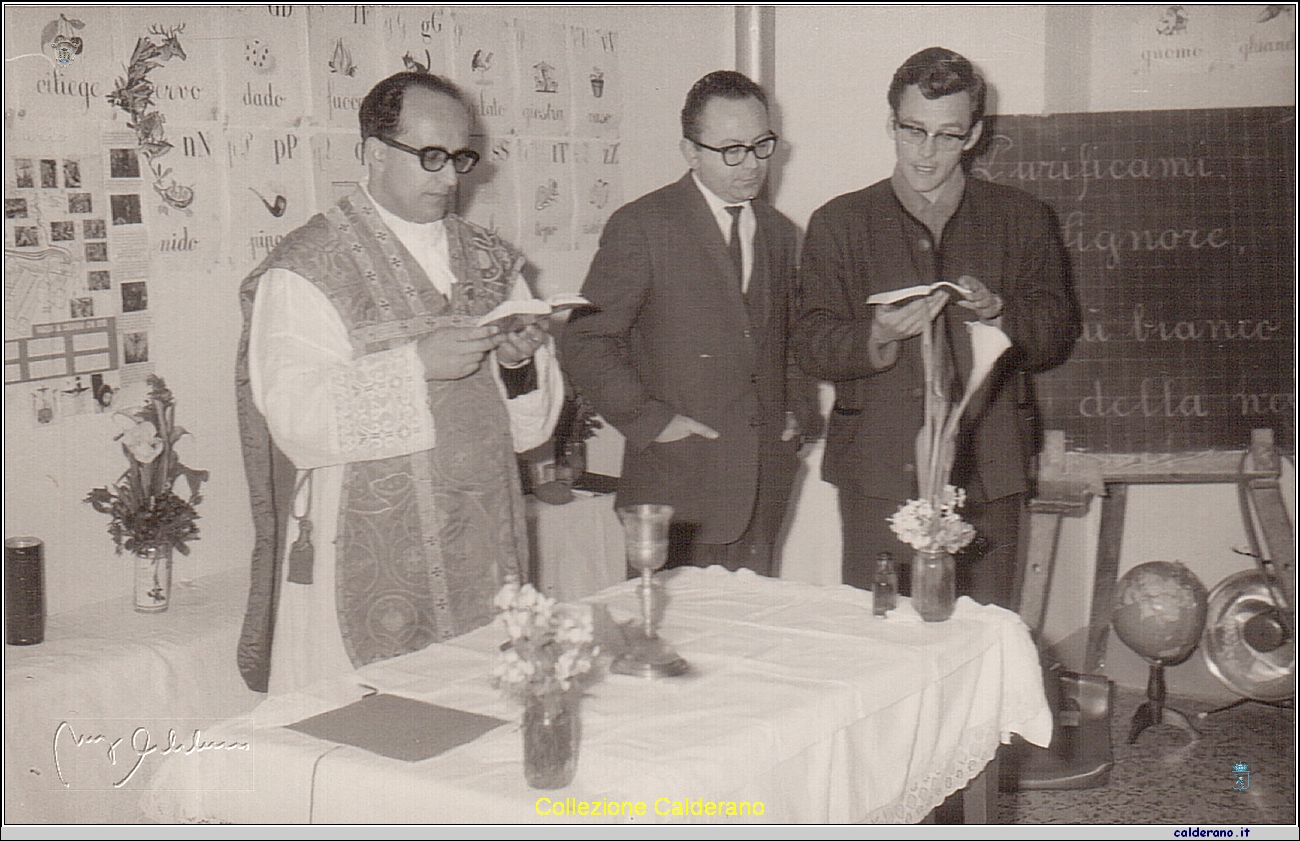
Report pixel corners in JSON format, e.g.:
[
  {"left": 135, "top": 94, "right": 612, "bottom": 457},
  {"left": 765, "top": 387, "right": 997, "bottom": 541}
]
[{"left": 690, "top": 172, "right": 756, "bottom": 293}]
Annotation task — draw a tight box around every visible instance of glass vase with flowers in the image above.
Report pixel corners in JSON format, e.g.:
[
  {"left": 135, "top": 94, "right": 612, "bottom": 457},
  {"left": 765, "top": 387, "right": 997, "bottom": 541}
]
[
  {"left": 888, "top": 312, "right": 1011, "bottom": 621},
  {"left": 85, "top": 376, "right": 208, "bottom": 612}
]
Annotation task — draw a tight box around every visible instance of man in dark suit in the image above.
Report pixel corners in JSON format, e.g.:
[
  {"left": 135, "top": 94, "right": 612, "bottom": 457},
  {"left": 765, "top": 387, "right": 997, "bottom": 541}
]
[
  {"left": 560, "top": 70, "right": 818, "bottom": 575},
  {"left": 796, "top": 47, "right": 1080, "bottom": 607}
]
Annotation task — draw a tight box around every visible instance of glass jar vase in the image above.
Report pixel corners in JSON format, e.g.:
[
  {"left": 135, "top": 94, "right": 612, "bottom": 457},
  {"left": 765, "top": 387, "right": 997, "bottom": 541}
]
[
  {"left": 522, "top": 692, "right": 580, "bottom": 789},
  {"left": 133, "top": 545, "right": 173, "bottom": 613},
  {"left": 911, "top": 547, "right": 955, "bottom": 622}
]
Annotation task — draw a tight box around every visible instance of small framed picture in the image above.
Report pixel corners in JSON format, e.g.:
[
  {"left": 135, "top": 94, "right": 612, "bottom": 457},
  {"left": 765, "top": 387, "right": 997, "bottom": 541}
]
[
  {"left": 110, "top": 194, "right": 143, "bottom": 225},
  {"left": 121, "top": 280, "right": 148, "bottom": 313},
  {"left": 123, "top": 331, "right": 149, "bottom": 364},
  {"left": 110, "top": 148, "right": 141, "bottom": 179},
  {"left": 14, "top": 159, "right": 35, "bottom": 188}
]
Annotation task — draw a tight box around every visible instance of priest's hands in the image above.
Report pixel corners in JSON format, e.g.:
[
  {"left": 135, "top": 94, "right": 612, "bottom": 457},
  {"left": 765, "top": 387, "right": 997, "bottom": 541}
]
[
  {"left": 417, "top": 324, "right": 502, "bottom": 381},
  {"left": 495, "top": 324, "right": 548, "bottom": 368},
  {"left": 418, "top": 321, "right": 547, "bottom": 381}
]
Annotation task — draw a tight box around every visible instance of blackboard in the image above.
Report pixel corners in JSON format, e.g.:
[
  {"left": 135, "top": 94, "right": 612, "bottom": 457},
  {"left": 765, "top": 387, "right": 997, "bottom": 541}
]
[{"left": 970, "top": 107, "right": 1295, "bottom": 453}]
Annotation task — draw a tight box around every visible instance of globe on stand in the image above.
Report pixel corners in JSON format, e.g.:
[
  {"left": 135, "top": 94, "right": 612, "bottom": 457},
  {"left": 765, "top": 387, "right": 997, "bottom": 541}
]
[
  {"left": 1112, "top": 561, "right": 1209, "bottom": 743},
  {"left": 611, "top": 504, "right": 688, "bottom": 678}
]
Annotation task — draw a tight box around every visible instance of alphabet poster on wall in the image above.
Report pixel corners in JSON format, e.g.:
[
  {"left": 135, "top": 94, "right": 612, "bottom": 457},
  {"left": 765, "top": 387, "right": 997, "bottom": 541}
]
[
  {"left": 382, "top": 6, "right": 453, "bottom": 80},
  {"left": 518, "top": 138, "right": 576, "bottom": 254},
  {"left": 570, "top": 26, "right": 620, "bottom": 140},
  {"left": 459, "top": 135, "right": 520, "bottom": 246},
  {"left": 307, "top": 3, "right": 387, "bottom": 130},
  {"left": 574, "top": 139, "right": 623, "bottom": 253},
  {"left": 220, "top": 4, "right": 309, "bottom": 128},
  {"left": 5, "top": 5, "right": 624, "bottom": 418},
  {"left": 451, "top": 13, "right": 520, "bottom": 140},
  {"left": 228, "top": 127, "right": 316, "bottom": 268},
  {"left": 1113, "top": 4, "right": 1296, "bottom": 77}
]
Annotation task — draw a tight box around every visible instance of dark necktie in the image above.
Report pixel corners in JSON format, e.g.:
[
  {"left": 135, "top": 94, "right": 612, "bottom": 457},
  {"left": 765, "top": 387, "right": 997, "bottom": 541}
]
[{"left": 725, "top": 205, "right": 744, "bottom": 288}]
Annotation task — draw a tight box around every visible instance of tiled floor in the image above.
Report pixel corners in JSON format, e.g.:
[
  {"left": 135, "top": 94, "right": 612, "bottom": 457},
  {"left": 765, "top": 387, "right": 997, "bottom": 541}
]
[{"left": 999, "top": 685, "right": 1296, "bottom": 826}]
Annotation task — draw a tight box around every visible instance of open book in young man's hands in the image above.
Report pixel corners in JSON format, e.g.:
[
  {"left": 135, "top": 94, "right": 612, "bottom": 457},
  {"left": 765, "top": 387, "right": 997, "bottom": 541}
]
[
  {"left": 866, "top": 280, "right": 973, "bottom": 307},
  {"left": 475, "top": 292, "right": 591, "bottom": 332}
]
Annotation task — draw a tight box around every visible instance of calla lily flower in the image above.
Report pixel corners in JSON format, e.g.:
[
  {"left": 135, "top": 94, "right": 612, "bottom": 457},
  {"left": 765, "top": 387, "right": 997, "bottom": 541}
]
[
  {"left": 122, "top": 419, "right": 164, "bottom": 464},
  {"left": 939, "top": 321, "right": 1013, "bottom": 451},
  {"left": 965, "top": 321, "right": 1014, "bottom": 396},
  {"left": 909, "top": 307, "right": 1015, "bottom": 543},
  {"left": 930, "top": 321, "right": 1012, "bottom": 496}
]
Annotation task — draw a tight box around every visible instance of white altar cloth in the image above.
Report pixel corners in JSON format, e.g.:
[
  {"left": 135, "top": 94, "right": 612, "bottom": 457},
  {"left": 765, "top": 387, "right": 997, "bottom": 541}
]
[{"left": 142, "top": 566, "right": 1051, "bottom": 824}]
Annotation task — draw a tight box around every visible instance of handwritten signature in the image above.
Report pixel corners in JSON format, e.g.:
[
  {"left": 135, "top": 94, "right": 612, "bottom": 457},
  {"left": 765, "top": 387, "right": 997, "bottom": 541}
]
[{"left": 53, "top": 721, "right": 250, "bottom": 788}]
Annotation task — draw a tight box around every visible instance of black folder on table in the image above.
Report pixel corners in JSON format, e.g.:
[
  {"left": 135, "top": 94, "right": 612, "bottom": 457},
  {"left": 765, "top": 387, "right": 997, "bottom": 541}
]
[{"left": 285, "top": 694, "right": 508, "bottom": 762}]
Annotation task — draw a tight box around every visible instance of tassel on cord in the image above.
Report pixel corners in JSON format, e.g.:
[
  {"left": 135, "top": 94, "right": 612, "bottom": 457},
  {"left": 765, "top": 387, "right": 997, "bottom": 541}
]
[{"left": 286, "top": 470, "right": 315, "bottom": 585}]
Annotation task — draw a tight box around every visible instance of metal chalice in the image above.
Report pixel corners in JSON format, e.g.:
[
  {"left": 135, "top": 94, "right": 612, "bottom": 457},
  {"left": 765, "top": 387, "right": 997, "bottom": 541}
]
[{"left": 610, "top": 504, "right": 689, "bottom": 678}]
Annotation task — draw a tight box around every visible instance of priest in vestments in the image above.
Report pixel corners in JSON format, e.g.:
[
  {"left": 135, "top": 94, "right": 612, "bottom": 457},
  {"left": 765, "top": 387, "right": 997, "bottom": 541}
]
[{"left": 236, "top": 72, "right": 562, "bottom": 695}]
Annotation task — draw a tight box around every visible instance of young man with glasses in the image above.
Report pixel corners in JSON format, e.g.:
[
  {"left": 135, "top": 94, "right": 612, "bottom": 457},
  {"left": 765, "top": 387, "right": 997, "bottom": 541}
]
[
  {"left": 562, "top": 70, "right": 820, "bottom": 574},
  {"left": 236, "top": 72, "right": 562, "bottom": 694},
  {"left": 796, "top": 47, "right": 1080, "bottom": 607}
]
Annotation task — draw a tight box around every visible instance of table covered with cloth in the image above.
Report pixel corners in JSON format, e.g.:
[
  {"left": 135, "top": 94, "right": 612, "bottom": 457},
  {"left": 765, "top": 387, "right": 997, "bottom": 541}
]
[
  {"left": 141, "top": 566, "right": 1051, "bottom": 824},
  {"left": 5, "top": 567, "right": 262, "bottom": 823}
]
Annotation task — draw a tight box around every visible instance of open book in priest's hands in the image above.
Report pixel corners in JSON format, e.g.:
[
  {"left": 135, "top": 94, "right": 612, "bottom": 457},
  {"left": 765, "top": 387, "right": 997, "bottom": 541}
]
[
  {"left": 866, "top": 280, "right": 974, "bottom": 307},
  {"left": 475, "top": 292, "right": 591, "bottom": 332}
]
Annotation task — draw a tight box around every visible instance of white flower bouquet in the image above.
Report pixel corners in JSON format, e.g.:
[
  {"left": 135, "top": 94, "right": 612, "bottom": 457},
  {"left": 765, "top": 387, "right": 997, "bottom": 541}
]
[
  {"left": 493, "top": 582, "right": 600, "bottom": 702},
  {"left": 889, "top": 484, "right": 976, "bottom": 554},
  {"left": 85, "top": 375, "right": 209, "bottom": 556}
]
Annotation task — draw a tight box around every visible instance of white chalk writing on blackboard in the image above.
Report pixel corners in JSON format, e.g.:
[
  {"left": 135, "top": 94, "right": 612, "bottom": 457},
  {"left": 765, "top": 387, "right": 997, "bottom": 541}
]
[
  {"left": 973, "top": 108, "right": 1293, "bottom": 452},
  {"left": 1236, "top": 392, "right": 1295, "bottom": 415},
  {"left": 1078, "top": 378, "right": 1207, "bottom": 419},
  {"left": 1130, "top": 304, "right": 1282, "bottom": 342},
  {"left": 1062, "top": 211, "right": 1228, "bottom": 269},
  {"left": 972, "top": 137, "right": 1217, "bottom": 201}
]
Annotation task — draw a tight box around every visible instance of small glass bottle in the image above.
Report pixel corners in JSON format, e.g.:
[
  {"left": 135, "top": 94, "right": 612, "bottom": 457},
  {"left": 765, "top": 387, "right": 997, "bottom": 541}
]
[{"left": 872, "top": 552, "right": 898, "bottom": 617}]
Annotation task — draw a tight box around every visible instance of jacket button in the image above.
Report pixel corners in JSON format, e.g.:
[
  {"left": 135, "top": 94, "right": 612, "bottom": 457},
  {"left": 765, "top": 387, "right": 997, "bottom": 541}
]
[
  {"left": 911, "top": 386, "right": 924, "bottom": 399},
  {"left": 904, "top": 463, "right": 917, "bottom": 473},
  {"left": 918, "top": 238, "right": 931, "bottom": 251}
]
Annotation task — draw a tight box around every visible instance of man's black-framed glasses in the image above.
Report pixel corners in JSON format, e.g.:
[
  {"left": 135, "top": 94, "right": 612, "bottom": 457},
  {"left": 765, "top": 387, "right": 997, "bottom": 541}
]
[
  {"left": 375, "top": 135, "right": 480, "bottom": 173},
  {"left": 690, "top": 134, "right": 779, "bottom": 166},
  {"left": 892, "top": 118, "right": 972, "bottom": 151}
]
